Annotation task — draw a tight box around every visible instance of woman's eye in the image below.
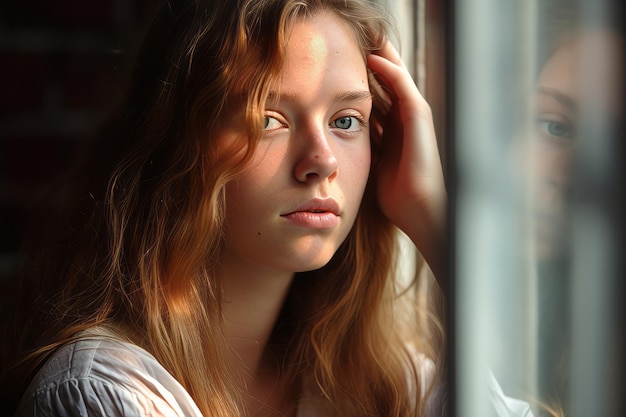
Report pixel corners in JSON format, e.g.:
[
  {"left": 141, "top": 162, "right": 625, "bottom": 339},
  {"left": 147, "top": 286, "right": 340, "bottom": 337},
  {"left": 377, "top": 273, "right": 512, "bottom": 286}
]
[
  {"left": 264, "top": 116, "right": 283, "bottom": 130},
  {"left": 330, "top": 116, "right": 363, "bottom": 132},
  {"left": 536, "top": 119, "right": 574, "bottom": 140}
]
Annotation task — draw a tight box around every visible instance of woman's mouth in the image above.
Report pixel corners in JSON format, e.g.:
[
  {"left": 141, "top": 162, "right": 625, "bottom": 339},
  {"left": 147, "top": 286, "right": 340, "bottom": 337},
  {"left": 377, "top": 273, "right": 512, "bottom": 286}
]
[
  {"left": 281, "top": 211, "right": 339, "bottom": 228},
  {"left": 281, "top": 198, "right": 340, "bottom": 229}
]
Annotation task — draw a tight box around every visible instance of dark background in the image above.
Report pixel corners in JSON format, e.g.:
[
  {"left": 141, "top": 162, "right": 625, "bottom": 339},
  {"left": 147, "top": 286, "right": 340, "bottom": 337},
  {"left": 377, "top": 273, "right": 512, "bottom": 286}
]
[
  {"left": 0, "top": 0, "right": 159, "bottom": 324},
  {"left": 0, "top": 0, "right": 161, "bottom": 410}
]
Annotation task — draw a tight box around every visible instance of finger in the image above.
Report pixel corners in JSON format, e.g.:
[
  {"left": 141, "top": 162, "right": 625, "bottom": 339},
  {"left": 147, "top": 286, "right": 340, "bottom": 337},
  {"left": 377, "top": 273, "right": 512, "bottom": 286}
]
[
  {"left": 368, "top": 53, "right": 440, "bottom": 178},
  {"left": 367, "top": 53, "right": 428, "bottom": 123},
  {"left": 372, "top": 40, "right": 406, "bottom": 70}
]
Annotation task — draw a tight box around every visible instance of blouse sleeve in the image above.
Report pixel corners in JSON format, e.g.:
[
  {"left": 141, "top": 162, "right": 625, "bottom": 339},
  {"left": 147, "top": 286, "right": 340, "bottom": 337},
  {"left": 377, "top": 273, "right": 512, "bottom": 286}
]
[
  {"left": 18, "top": 376, "right": 183, "bottom": 417},
  {"left": 15, "top": 335, "right": 203, "bottom": 417}
]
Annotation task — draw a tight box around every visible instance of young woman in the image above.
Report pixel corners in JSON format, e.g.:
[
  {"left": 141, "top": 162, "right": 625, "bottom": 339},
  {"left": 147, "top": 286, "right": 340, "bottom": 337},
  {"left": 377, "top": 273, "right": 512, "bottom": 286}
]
[{"left": 11, "top": 0, "right": 446, "bottom": 415}]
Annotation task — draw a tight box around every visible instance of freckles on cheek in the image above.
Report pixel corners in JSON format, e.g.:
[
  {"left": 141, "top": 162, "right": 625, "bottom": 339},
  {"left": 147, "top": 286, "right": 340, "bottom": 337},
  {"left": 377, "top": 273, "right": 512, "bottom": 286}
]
[
  {"left": 248, "top": 141, "right": 284, "bottom": 174},
  {"left": 352, "top": 149, "right": 372, "bottom": 185},
  {"left": 342, "top": 158, "right": 371, "bottom": 204}
]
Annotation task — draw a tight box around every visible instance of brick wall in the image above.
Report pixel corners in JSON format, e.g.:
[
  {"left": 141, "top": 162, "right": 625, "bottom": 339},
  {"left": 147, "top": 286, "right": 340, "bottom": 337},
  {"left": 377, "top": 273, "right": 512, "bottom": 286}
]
[{"left": 0, "top": 0, "right": 158, "bottom": 321}]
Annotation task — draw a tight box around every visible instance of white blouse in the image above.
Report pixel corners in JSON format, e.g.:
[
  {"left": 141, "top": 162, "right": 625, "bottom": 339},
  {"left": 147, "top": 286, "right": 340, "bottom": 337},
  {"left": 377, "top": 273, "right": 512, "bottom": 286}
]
[
  {"left": 16, "top": 331, "right": 204, "bottom": 417},
  {"left": 15, "top": 328, "right": 451, "bottom": 417},
  {"left": 15, "top": 328, "right": 361, "bottom": 417}
]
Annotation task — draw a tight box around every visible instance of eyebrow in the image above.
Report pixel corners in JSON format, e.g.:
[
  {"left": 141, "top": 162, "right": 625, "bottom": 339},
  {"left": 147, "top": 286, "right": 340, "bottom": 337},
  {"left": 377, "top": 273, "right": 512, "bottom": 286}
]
[
  {"left": 536, "top": 87, "right": 578, "bottom": 112},
  {"left": 266, "top": 89, "right": 373, "bottom": 105}
]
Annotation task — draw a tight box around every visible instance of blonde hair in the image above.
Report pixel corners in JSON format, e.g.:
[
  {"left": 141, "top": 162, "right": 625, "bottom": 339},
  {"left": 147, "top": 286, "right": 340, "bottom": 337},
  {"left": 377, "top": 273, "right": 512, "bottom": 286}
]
[{"left": 21, "top": 1, "right": 443, "bottom": 416}]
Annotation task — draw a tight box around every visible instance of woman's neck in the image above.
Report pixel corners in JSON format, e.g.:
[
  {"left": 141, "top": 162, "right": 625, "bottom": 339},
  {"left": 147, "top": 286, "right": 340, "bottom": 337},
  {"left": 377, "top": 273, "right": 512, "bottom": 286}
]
[{"left": 216, "top": 251, "right": 295, "bottom": 377}]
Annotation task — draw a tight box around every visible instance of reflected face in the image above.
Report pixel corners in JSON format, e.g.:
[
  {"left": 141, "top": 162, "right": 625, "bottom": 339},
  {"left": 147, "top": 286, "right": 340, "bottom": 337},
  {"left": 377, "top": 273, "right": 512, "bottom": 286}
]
[
  {"left": 529, "top": 30, "right": 624, "bottom": 258},
  {"left": 221, "top": 11, "right": 372, "bottom": 274}
]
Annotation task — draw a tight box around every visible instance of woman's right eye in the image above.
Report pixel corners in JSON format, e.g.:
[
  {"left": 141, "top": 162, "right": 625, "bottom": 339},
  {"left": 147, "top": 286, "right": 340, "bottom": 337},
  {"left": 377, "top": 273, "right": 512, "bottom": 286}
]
[{"left": 263, "top": 116, "right": 283, "bottom": 130}]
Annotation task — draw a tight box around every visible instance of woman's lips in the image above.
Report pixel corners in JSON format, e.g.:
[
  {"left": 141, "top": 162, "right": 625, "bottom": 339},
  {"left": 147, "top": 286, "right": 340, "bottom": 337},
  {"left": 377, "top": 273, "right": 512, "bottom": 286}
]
[
  {"left": 282, "top": 211, "right": 339, "bottom": 228},
  {"left": 281, "top": 198, "right": 340, "bottom": 229}
]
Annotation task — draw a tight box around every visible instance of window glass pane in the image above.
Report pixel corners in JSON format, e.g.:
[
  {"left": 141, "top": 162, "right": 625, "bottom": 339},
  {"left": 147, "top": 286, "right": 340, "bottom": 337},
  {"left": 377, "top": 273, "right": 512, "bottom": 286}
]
[{"left": 454, "top": 1, "right": 625, "bottom": 416}]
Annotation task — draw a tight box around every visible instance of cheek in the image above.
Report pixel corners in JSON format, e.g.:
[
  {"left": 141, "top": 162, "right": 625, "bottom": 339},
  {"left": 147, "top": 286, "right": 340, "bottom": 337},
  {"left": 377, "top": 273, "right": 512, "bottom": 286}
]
[
  {"left": 223, "top": 175, "right": 269, "bottom": 248},
  {"left": 248, "top": 139, "right": 288, "bottom": 178},
  {"left": 231, "top": 147, "right": 285, "bottom": 195},
  {"left": 224, "top": 143, "right": 288, "bottom": 224},
  {"left": 343, "top": 143, "right": 372, "bottom": 199},
  {"left": 530, "top": 142, "right": 572, "bottom": 180},
  {"left": 357, "top": 151, "right": 372, "bottom": 189}
]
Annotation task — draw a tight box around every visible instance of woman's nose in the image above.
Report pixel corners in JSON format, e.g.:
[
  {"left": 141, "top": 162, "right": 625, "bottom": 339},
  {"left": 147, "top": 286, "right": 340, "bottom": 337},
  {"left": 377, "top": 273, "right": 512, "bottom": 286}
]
[{"left": 293, "top": 127, "right": 338, "bottom": 183}]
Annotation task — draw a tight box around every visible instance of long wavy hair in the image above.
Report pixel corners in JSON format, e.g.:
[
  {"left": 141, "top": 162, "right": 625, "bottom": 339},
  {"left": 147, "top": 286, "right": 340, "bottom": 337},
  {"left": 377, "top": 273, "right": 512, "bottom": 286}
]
[{"left": 16, "top": 0, "right": 443, "bottom": 416}]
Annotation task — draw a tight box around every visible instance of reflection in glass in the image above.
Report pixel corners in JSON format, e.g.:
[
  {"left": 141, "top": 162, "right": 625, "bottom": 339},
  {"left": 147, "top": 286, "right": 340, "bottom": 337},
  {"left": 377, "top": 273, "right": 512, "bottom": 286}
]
[{"left": 454, "top": 1, "right": 624, "bottom": 416}]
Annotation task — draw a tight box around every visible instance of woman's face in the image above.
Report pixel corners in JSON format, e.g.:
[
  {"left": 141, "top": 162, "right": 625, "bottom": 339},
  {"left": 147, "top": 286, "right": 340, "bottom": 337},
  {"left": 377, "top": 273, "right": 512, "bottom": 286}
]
[
  {"left": 527, "top": 30, "right": 623, "bottom": 259},
  {"left": 221, "top": 11, "right": 372, "bottom": 274}
]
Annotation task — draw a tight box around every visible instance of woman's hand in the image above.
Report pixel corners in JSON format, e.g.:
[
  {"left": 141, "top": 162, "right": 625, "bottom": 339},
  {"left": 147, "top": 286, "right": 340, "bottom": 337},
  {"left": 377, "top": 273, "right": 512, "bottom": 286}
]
[{"left": 367, "top": 41, "right": 447, "bottom": 283}]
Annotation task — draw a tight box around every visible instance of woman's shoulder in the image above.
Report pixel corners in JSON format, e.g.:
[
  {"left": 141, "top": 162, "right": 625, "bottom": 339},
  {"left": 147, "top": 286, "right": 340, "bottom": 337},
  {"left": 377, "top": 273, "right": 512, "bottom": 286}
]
[{"left": 15, "top": 327, "right": 203, "bottom": 417}]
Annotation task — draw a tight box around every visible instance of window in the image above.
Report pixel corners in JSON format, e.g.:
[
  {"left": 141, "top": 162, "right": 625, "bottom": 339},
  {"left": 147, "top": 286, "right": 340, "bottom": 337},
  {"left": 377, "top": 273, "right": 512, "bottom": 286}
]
[
  {"left": 391, "top": 0, "right": 626, "bottom": 415},
  {"left": 450, "top": 1, "right": 625, "bottom": 416}
]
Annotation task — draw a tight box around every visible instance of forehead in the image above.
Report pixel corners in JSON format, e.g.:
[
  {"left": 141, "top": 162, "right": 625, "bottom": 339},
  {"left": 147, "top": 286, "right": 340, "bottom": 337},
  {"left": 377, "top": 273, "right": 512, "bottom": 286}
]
[
  {"left": 538, "top": 31, "right": 624, "bottom": 115},
  {"left": 287, "top": 11, "right": 364, "bottom": 57},
  {"left": 276, "top": 11, "right": 368, "bottom": 93}
]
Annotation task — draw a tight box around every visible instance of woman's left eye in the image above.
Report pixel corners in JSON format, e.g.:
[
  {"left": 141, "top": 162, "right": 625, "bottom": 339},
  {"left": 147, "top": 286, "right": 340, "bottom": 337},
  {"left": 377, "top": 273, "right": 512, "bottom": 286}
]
[
  {"left": 330, "top": 116, "right": 364, "bottom": 132},
  {"left": 536, "top": 118, "right": 575, "bottom": 143},
  {"left": 538, "top": 120, "right": 571, "bottom": 138}
]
